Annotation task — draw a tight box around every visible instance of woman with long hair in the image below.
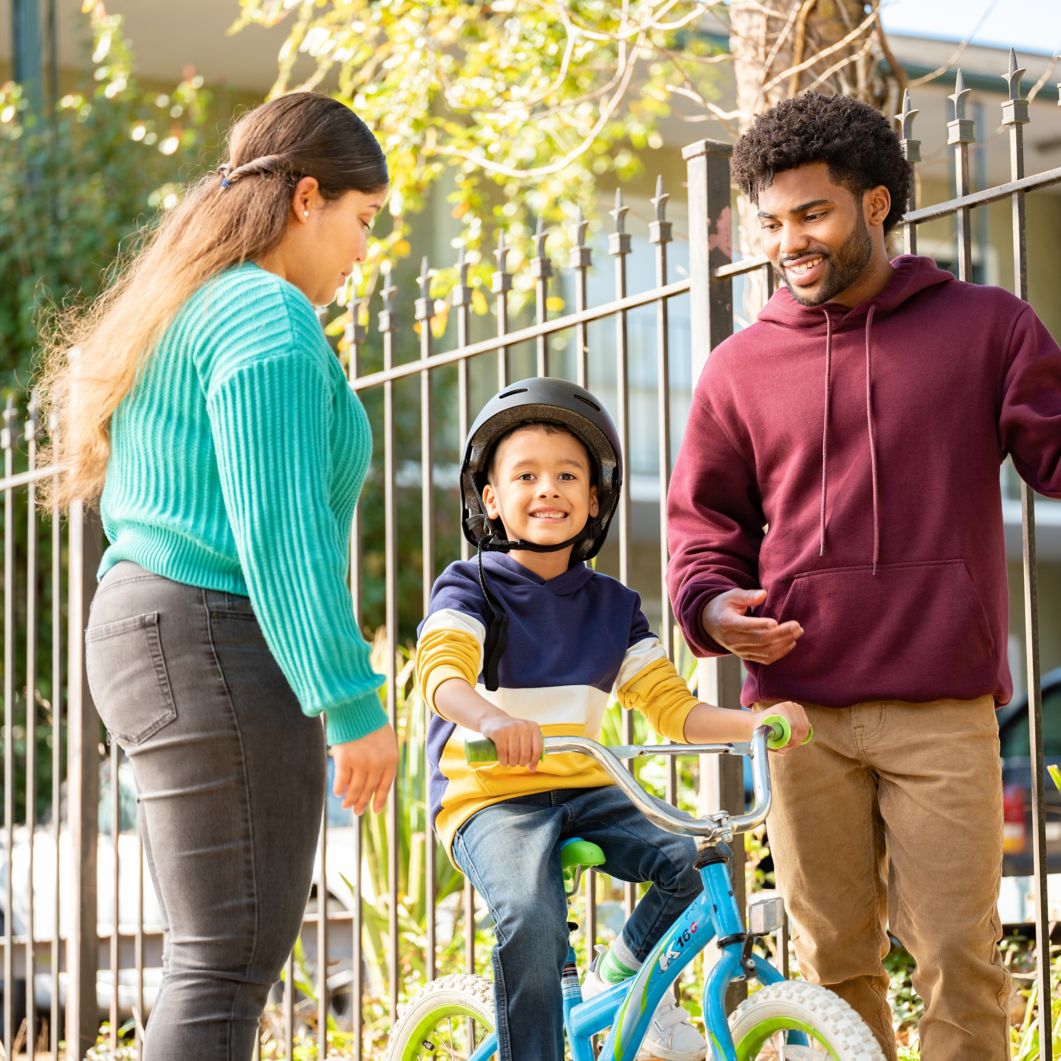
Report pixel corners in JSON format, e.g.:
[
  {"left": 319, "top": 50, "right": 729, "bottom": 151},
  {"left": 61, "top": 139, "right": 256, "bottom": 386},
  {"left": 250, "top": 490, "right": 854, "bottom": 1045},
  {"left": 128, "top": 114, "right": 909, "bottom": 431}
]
[{"left": 37, "top": 92, "right": 397, "bottom": 1058}]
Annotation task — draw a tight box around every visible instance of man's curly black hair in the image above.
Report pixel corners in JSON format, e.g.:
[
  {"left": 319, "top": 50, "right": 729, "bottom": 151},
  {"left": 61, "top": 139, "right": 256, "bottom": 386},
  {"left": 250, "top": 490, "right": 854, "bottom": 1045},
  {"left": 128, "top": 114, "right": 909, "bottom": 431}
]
[{"left": 732, "top": 94, "right": 911, "bottom": 234}]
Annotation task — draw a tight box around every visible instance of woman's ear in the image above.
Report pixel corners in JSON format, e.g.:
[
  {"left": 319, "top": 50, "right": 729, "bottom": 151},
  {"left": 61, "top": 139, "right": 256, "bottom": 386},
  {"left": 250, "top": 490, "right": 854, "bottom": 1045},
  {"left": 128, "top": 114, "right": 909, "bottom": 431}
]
[{"left": 292, "top": 175, "right": 322, "bottom": 222}]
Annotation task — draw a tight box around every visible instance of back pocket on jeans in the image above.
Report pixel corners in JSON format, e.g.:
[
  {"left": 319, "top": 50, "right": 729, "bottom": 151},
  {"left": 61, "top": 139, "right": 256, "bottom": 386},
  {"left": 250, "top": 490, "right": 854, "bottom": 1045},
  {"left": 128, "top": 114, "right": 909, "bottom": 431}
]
[{"left": 85, "top": 612, "right": 177, "bottom": 746}]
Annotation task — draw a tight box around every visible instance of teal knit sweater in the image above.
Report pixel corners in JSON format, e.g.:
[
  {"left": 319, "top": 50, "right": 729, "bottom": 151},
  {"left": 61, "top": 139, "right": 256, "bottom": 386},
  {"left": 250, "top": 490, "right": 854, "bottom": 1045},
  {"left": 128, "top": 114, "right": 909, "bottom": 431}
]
[{"left": 99, "top": 262, "right": 386, "bottom": 745}]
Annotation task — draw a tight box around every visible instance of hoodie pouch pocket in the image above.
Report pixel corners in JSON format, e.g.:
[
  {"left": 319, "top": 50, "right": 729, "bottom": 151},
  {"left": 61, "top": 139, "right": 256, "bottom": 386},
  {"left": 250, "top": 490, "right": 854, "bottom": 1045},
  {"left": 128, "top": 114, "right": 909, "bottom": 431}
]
[{"left": 773, "top": 559, "right": 996, "bottom": 702}]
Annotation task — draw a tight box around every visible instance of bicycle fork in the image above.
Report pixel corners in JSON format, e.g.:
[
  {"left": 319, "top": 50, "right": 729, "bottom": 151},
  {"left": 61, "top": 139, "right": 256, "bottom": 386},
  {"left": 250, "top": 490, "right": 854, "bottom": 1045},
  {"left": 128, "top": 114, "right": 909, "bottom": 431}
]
[{"left": 697, "top": 849, "right": 786, "bottom": 1061}]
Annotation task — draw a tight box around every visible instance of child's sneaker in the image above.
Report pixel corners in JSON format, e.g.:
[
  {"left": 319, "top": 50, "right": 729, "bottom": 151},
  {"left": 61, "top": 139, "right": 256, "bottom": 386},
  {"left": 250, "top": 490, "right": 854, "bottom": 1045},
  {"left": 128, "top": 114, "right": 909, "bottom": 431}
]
[{"left": 582, "top": 956, "right": 707, "bottom": 1061}]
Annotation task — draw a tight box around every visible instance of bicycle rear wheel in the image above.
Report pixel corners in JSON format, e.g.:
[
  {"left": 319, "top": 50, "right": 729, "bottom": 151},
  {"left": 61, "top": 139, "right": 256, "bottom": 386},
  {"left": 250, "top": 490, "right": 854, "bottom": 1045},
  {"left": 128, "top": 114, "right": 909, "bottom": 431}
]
[
  {"left": 728, "top": 981, "right": 885, "bottom": 1060},
  {"left": 387, "top": 973, "right": 497, "bottom": 1061}
]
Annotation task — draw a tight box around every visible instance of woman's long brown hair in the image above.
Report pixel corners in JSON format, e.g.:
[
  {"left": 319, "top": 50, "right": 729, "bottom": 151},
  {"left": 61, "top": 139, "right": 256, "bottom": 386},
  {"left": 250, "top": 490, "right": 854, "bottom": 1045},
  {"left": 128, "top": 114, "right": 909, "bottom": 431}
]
[{"left": 36, "top": 91, "right": 387, "bottom": 509}]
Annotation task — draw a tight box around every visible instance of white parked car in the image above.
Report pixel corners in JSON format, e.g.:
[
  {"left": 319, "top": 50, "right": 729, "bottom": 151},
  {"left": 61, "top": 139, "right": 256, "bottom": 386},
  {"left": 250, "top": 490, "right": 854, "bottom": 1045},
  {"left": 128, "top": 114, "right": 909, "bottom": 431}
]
[{"left": 0, "top": 755, "right": 362, "bottom": 1032}]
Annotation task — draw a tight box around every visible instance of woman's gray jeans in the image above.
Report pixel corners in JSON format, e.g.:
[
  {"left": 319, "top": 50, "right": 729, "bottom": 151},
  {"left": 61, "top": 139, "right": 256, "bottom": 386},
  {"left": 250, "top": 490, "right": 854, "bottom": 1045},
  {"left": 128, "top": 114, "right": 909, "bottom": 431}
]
[{"left": 86, "top": 561, "right": 326, "bottom": 1060}]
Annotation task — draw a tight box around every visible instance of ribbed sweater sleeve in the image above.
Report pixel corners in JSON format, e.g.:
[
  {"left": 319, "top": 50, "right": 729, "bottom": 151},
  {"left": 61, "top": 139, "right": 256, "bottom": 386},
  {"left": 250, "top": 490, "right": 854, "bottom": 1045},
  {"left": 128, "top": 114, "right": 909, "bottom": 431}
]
[{"left": 203, "top": 285, "right": 386, "bottom": 745}]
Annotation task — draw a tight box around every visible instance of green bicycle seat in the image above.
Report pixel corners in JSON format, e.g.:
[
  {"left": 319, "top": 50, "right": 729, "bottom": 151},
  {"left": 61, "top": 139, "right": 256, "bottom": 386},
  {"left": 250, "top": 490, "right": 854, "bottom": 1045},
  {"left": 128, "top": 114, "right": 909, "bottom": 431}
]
[{"left": 560, "top": 838, "right": 606, "bottom": 894}]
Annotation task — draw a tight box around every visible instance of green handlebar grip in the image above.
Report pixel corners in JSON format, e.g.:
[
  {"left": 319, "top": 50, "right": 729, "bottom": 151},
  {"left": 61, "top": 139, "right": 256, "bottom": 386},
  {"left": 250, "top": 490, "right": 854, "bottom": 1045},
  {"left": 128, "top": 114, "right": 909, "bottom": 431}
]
[
  {"left": 761, "top": 714, "right": 813, "bottom": 750},
  {"left": 465, "top": 738, "right": 499, "bottom": 763},
  {"left": 464, "top": 738, "right": 547, "bottom": 764}
]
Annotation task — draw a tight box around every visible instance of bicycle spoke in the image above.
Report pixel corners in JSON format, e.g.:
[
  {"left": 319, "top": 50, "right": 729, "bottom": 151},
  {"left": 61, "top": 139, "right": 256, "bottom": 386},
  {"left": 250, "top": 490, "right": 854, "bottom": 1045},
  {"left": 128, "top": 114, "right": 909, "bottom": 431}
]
[
  {"left": 759, "top": 1035, "right": 829, "bottom": 1060},
  {"left": 408, "top": 1012, "right": 488, "bottom": 1060}
]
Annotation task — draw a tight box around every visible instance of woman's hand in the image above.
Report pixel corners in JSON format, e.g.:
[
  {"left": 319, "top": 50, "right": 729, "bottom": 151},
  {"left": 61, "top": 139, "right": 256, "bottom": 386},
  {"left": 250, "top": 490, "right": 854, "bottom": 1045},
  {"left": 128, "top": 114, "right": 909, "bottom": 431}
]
[{"left": 331, "top": 722, "right": 399, "bottom": 814}]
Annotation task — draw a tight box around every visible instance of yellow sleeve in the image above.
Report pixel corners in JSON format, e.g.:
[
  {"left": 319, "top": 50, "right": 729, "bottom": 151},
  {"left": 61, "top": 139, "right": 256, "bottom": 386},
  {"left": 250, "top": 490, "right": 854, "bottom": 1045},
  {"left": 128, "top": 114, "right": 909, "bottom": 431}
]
[
  {"left": 617, "top": 656, "right": 698, "bottom": 743},
  {"left": 415, "top": 627, "right": 482, "bottom": 716}
]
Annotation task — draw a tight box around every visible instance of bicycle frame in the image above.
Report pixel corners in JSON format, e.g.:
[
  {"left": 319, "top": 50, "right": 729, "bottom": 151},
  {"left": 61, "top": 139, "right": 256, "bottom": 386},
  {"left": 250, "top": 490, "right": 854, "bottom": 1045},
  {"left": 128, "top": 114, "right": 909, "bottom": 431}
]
[
  {"left": 459, "top": 728, "right": 792, "bottom": 1061},
  {"left": 463, "top": 851, "right": 786, "bottom": 1061}
]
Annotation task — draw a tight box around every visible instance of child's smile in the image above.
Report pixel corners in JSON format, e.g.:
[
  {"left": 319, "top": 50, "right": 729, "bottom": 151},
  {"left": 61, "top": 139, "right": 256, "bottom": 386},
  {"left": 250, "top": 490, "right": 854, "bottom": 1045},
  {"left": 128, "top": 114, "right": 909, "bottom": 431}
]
[{"left": 482, "top": 425, "right": 598, "bottom": 578}]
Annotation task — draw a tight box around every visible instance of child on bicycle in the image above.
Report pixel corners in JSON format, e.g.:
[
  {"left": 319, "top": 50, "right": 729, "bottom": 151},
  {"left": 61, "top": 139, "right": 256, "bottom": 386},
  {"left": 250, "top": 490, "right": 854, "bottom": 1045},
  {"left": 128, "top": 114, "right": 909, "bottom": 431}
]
[{"left": 416, "top": 378, "right": 809, "bottom": 1061}]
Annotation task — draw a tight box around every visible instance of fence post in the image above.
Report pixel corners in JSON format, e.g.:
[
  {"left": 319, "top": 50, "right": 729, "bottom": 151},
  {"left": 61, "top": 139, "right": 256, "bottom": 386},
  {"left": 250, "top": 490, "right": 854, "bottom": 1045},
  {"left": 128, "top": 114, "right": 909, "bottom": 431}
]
[
  {"left": 683, "top": 138, "right": 747, "bottom": 1011},
  {"left": 66, "top": 501, "right": 101, "bottom": 1058}
]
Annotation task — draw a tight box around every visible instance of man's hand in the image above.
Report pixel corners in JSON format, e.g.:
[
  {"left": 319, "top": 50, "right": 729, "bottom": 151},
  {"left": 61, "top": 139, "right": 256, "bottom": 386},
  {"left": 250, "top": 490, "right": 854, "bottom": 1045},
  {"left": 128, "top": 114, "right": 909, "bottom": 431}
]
[
  {"left": 331, "top": 722, "right": 399, "bottom": 815},
  {"left": 479, "top": 714, "right": 544, "bottom": 771},
  {"left": 703, "top": 588, "right": 803, "bottom": 665}
]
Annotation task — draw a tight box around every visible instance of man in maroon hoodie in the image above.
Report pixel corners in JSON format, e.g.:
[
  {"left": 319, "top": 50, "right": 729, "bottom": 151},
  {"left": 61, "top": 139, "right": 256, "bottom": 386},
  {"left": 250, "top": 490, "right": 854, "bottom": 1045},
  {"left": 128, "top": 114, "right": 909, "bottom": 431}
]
[{"left": 667, "top": 92, "right": 1061, "bottom": 1060}]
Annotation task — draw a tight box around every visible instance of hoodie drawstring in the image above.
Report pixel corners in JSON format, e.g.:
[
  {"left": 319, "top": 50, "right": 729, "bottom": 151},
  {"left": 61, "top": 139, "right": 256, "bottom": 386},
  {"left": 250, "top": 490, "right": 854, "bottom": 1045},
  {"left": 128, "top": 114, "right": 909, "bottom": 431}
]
[
  {"left": 818, "top": 312, "right": 833, "bottom": 558},
  {"left": 818, "top": 305, "right": 881, "bottom": 574},
  {"left": 864, "top": 305, "right": 880, "bottom": 574}
]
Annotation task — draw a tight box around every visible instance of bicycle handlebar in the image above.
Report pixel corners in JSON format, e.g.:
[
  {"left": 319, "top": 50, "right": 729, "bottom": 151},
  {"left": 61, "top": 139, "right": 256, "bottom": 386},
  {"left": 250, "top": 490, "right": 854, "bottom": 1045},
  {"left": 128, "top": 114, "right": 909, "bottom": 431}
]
[{"left": 464, "top": 728, "right": 777, "bottom": 841}]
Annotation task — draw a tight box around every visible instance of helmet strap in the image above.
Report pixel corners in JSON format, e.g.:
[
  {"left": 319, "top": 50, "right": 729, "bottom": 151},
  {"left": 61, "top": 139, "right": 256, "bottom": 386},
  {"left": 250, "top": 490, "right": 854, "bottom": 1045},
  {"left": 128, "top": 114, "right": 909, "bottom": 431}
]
[
  {"left": 476, "top": 541, "right": 510, "bottom": 692},
  {"left": 478, "top": 528, "right": 590, "bottom": 555}
]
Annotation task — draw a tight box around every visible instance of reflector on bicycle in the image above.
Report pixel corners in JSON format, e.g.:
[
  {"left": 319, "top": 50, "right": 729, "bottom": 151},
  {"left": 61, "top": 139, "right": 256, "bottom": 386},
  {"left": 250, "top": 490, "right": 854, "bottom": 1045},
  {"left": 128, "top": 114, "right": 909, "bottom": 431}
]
[{"left": 748, "top": 896, "right": 785, "bottom": 936}]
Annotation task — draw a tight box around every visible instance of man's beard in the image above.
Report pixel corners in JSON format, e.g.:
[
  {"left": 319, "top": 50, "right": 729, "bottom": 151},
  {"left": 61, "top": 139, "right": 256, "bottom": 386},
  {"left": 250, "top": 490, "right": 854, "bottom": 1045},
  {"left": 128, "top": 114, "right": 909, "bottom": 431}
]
[{"left": 777, "top": 210, "right": 873, "bottom": 307}]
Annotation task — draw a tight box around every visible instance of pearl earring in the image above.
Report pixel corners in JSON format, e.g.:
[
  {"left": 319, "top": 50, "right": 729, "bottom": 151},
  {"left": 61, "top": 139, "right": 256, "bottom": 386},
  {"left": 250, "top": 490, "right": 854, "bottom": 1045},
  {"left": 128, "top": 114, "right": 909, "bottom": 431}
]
[{"left": 303, "top": 209, "right": 309, "bottom": 218}]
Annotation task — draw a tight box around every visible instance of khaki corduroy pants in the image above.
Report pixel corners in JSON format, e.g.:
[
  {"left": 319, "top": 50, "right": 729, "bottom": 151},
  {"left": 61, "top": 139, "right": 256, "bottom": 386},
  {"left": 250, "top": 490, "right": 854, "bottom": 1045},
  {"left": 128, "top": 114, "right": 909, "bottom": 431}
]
[{"left": 762, "top": 695, "right": 1011, "bottom": 1061}]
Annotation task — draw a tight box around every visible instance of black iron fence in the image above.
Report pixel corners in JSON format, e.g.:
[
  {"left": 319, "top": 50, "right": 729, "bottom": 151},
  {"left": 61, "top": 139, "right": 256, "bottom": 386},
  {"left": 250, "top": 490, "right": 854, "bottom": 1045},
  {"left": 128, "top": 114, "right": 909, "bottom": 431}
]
[{"left": 2, "top": 50, "right": 1059, "bottom": 1059}]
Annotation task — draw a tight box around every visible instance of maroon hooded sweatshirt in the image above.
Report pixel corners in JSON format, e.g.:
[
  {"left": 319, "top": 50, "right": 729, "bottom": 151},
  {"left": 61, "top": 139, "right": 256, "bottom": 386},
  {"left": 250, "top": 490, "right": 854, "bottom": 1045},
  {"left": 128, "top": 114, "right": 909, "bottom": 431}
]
[{"left": 666, "top": 255, "right": 1061, "bottom": 708}]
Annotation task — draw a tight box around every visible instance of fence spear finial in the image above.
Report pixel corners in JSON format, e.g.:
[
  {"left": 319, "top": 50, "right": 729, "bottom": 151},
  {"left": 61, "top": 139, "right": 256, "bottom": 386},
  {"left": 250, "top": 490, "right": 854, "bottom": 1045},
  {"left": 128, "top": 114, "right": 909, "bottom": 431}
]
[
  {"left": 1002, "top": 50, "right": 1030, "bottom": 126},
  {"left": 897, "top": 89, "right": 918, "bottom": 140},
  {"left": 610, "top": 188, "right": 628, "bottom": 235},
  {"left": 534, "top": 216, "right": 548, "bottom": 262},
  {"left": 649, "top": 176, "right": 673, "bottom": 247},
  {"left": 493, "top": 233, "right": 512, "bottom": 296},
  {"left": 457, "top": 245, "right": 470, "bottom": 289},
  {"left": 378, "top": 259, "right": 398, "bottom": 334},
  {"left": 1005, "top": 49, "right": 1026, "bottom": 101},
  {"left": 26, "top": 389, "right": 39, "bottom": 443},
  {"left": 575, "top": 206, "right": 589, "bottom": 250},
  {"left": 896, "top": 89, "right": 922, "bottom": 163},
  {"left": 609, "top": 189, "right": 631, "bottom": 258},
  {"left": 651, "top": 175, "right": 669, "bottom": 223},
  {"left": 947, "top": 70, "right": 975, "bottom": 145},
  {"left": 1, "top": 394, "right": 15, "bottom": 452},
  {"left": 417, "top": 256, "right": 431, "bottom": 301},
  {"left": 949, "top": 68, "right": 970, "bottom": 122},
  {"left": 415, "top": 256, "right": 433, "bottom": 325}
]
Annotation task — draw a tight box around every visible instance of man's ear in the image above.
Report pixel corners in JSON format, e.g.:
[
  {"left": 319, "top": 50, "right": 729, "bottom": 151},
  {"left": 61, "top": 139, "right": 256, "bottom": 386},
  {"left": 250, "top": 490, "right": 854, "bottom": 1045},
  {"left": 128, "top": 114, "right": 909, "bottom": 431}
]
[
  {"left": 865, "top": 184, "right": 891, "bottom": 228},
  {"left": 482, "top": 483, "right": 499, "bottom": 520}
]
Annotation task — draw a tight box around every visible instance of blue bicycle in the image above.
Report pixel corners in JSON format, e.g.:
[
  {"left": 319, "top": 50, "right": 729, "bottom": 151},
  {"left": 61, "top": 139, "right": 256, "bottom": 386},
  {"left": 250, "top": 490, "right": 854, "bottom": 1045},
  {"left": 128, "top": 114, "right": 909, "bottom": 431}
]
[{"left": 387, "top": 726, "right": 883, "bottom": 1060}]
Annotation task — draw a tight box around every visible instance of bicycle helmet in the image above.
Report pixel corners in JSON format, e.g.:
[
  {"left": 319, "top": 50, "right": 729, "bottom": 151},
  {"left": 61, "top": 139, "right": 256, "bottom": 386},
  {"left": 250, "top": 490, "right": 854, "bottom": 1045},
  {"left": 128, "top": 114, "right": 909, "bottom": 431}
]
[{"left": 460, "top": 377, "right": 623, "bottom": 563}]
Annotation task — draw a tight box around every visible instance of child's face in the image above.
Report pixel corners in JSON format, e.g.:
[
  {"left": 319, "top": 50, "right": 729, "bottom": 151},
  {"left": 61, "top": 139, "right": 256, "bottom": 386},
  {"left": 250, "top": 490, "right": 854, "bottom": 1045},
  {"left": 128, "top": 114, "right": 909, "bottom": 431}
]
[{"left": 482, "top": 426, "right": 599, "bottom": 549}]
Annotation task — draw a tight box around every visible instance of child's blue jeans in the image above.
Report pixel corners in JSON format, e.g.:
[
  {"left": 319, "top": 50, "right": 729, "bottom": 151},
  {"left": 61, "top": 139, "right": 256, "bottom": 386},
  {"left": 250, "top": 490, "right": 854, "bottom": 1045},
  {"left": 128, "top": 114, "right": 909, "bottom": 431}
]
[{"left": 452, "top": 785, "right": 702, "bottom": 1061}]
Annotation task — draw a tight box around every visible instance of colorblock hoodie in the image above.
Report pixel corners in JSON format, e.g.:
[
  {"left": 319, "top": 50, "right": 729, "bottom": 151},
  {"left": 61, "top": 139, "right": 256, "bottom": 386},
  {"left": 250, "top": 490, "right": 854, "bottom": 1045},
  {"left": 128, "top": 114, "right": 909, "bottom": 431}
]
[
  {"left": 417, "top": 553, "right": 699, "bottom": 856},
  {"left": 666, "top": 255, "right": 1061, "bottom": 709}
]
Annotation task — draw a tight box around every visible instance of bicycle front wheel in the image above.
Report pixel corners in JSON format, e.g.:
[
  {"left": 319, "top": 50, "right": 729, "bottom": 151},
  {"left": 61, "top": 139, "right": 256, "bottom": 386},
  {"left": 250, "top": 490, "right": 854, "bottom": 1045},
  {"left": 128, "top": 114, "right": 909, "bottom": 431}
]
[
  {"left": 386, "top": 973, "right": 497, "bottom": 1061},
  {"left": 728, "top": 981, "right": 885, "bottom": 1060}
]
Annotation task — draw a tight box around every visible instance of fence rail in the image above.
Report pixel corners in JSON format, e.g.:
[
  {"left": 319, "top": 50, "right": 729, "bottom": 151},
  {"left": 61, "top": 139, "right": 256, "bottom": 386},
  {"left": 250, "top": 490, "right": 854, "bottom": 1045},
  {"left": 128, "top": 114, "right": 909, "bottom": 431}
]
[{"left": 1, "top": 51, "right": 1057, "bottom": 1059}]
